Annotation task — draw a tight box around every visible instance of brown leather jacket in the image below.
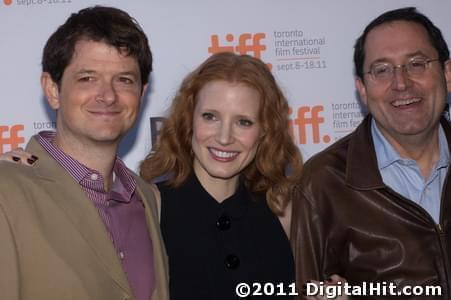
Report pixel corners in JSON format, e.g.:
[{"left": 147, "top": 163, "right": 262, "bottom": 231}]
[{"left": 291, "top": 116, "right": 451, "bottom": 299}]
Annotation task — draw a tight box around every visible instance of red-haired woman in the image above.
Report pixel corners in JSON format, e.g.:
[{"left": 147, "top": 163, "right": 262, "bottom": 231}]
[{"left": 140, "top": 52, "right": 302, "bottom": 299}]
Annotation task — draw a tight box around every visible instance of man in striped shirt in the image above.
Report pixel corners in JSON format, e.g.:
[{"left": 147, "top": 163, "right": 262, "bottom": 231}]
[{"left": 0, "top": 6, "right": 168, "bottom": 300}]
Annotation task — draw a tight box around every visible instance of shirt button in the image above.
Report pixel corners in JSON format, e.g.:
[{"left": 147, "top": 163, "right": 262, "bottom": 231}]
[
  {"left": 216, "top": 214, "right": 231, "bottom": 231},
  {"left": 225, "top": 254, "right": 240, "bottom": 269},
  {"left": 119, "top": 251, "right": 125, "bottom": 259},
  {"left": 90, "top": 173, "right": 98, "bottom": 180}
]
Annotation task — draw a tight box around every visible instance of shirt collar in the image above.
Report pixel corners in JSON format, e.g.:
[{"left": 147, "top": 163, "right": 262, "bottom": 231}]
[
  {"left": 111, "top": 158, "right": 137, "bottom": 202},
  {"left": 437, "top": 125, "right": 451, "bottom": 169},
  {"left": 37, "top": 131, "right": 136, "bottom": 198},
  {"left": 371, "top": 119, "right": 450, "bottom": 171},
  {"left": 37, "top": 131, "right": 93, "bottom": 183}
]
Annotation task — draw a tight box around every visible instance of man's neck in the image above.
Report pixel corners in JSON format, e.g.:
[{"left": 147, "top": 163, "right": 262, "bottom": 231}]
[
  {"left": 379, "top": 125, "right": 441, "bottom": 179},
  {"left": 54, "top": 134, "right": 117, "bottom": 190}
]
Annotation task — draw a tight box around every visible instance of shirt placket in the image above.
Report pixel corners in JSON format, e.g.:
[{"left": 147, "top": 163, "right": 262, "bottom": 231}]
[{"left": 82, "top": 173, "right": 116, "bottom": 243}]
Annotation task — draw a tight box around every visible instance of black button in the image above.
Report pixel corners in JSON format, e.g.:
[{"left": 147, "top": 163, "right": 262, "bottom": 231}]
[
  {"left": 225, "top": 254, "right": 240, "bottom": 269},
  {"left": 216, "top": 214, "right": 231, "bottom": 230}
]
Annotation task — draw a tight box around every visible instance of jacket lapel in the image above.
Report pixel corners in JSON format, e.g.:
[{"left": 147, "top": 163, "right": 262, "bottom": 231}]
[
  {"left": 26, "top": 138, "right": 132, "bottom": 294},
  {"left": 135, "top": 176, "right": 169, "bottom": 300},
  {"left": 346, "top": 115, "right": 385, "bottom": 190}
]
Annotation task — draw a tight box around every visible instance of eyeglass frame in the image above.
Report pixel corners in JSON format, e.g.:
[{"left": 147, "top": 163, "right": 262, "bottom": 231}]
[{"left": 364, "top": 57, "right": 441, "bottom": 82}]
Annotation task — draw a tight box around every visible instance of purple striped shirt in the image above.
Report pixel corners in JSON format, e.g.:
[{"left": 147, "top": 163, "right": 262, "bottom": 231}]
[{"left": 37, "top": 131, "right": 155, "bottom": 300}]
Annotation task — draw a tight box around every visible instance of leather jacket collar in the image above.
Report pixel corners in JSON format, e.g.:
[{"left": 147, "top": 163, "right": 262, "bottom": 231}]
[{"left": 345, "top": 115, "right": 451, "bottom": 190}]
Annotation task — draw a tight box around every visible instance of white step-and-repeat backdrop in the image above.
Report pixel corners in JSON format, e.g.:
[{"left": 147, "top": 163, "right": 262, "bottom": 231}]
[{"left": 1, "top": 0, "right": 450, "bottom": 170}]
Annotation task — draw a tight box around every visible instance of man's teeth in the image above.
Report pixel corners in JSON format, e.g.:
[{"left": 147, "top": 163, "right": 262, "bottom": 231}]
[
  {"left": 392, "top": 98, "right": 421, "bottom": 107},
  {"left": 210, "top": 149, "right": 238, "bottom": 158}
]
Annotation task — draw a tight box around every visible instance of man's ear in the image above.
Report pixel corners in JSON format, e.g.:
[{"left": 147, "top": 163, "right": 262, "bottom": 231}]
[
  {"left": 355, "top": 77, "right": 368, "bottom": 106},
  {"left": 41, "top": 72, "right": 60, "bottom": 109},
  {"left": 141, "top": 83, "right": 149, "bottom": 99},
  {"left": 444, "top": 59, "right": 451, "bottom": 93}
]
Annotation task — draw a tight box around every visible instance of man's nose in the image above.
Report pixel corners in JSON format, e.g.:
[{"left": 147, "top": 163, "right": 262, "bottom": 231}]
[
  {"left": 391, "top": 66, "right": 412, "bottom": 91},
  {"left": 96, "top": 81, "right": 117, "bottom": 105}
]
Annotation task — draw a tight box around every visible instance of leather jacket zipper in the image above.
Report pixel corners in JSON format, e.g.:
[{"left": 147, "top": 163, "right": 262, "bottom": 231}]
[{"left": 385, "top": 184, "right": 449, "bottom": 298}]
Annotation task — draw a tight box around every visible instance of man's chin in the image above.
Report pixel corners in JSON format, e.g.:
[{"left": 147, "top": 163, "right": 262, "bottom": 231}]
[{"left": 88, "top": 133, "right": 124, "bottom": 145}]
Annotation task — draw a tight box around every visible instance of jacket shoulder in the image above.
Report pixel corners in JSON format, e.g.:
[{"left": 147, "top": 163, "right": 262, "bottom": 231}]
[
  {"left": 302, "top": 133, "right": 352, "bottom": 177},
  {"left": 133, "top": 171, "right": 155, "bottom": 197},
  {"left": 0, "top": 161, "right": 37, "bottom": 186},
  {"left": 132, "top": 171, "right": 159, "bottom": 213},
  {"left": 0, "top": 161, "right": 45, "bottom": 212}
]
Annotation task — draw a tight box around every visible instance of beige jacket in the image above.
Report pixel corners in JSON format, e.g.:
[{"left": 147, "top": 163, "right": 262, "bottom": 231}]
[{"left": 0, "top": 137, "right": 169, "bottom": 300}]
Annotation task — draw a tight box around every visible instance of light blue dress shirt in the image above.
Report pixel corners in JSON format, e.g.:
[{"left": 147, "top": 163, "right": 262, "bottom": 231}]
[{"left": 371, "top": 119, "right": 450, "bottom": 223}]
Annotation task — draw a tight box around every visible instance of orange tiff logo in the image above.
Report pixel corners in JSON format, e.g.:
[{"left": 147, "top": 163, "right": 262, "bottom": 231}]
[
  {"left": 288, "top": 105, "right": 331, "bottom": 145},
  {"left": 208, "top": 33, "right": 267, "bottom": 59},
  {"left": 3, "top": 0, "right": 13, "bottom": 5},
  {"left": 0, "top": 125, "right": 25, "bottom": 154}
]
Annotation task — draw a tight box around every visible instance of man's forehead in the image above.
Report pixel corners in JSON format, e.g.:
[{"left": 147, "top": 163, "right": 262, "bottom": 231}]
[
  {"left": 72, "top": 39, "right": 129, "bottom": 57},
  {"left": 364, "top": 21, "right": 436, "bottom": 63},
  {"left": 68, "top": 39, "right": 139, "bottom": 70}
]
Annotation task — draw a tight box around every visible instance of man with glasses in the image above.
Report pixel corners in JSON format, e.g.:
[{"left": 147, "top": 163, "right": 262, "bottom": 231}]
[{"left": 291, "top": 7, "right": 451, "bottom": 299}]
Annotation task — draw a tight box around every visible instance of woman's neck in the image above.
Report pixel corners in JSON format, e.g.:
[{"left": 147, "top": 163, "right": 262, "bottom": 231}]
[{"left": 193, "top": 166, "right": 239, "bottom": 203}]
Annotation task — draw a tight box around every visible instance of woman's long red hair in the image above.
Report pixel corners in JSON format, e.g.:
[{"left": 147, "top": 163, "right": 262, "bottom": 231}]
[{"left": 140, "top": 52, "right": 302, "bottom": 215}]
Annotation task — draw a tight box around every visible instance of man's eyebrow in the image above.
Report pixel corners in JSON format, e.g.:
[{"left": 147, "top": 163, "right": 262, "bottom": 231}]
[{"left": 74, "top": 69, "right": 96, "bottom": 75}]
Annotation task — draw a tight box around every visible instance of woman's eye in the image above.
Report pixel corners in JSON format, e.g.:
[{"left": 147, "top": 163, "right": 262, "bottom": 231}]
[
  {"left": 201, "top": 112, "right": 216, "bottom": 121},
  {"left": 238, "top": 119, "right": 254, "bottom": 127}
]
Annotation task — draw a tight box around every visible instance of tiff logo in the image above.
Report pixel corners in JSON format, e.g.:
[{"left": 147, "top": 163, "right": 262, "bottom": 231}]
[
  {"left": 208, "top": 33, "right": 266, "bottom": 59},
  {"left": 0, "top": 124, "right": 25, "bottom": 154},
  {"left": 288, "top": 105, "right": 330, "bottom": 144}
]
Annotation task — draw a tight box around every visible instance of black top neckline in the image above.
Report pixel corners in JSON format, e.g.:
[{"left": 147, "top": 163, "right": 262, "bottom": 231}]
[{"left": 183, "top": 172, "right": 250, "bottom": 219}]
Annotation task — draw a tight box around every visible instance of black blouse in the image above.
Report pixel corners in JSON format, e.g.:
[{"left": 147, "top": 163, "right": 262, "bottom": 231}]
[{"left": 158, "top": 174, "right": 294, "bottom": 299}]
